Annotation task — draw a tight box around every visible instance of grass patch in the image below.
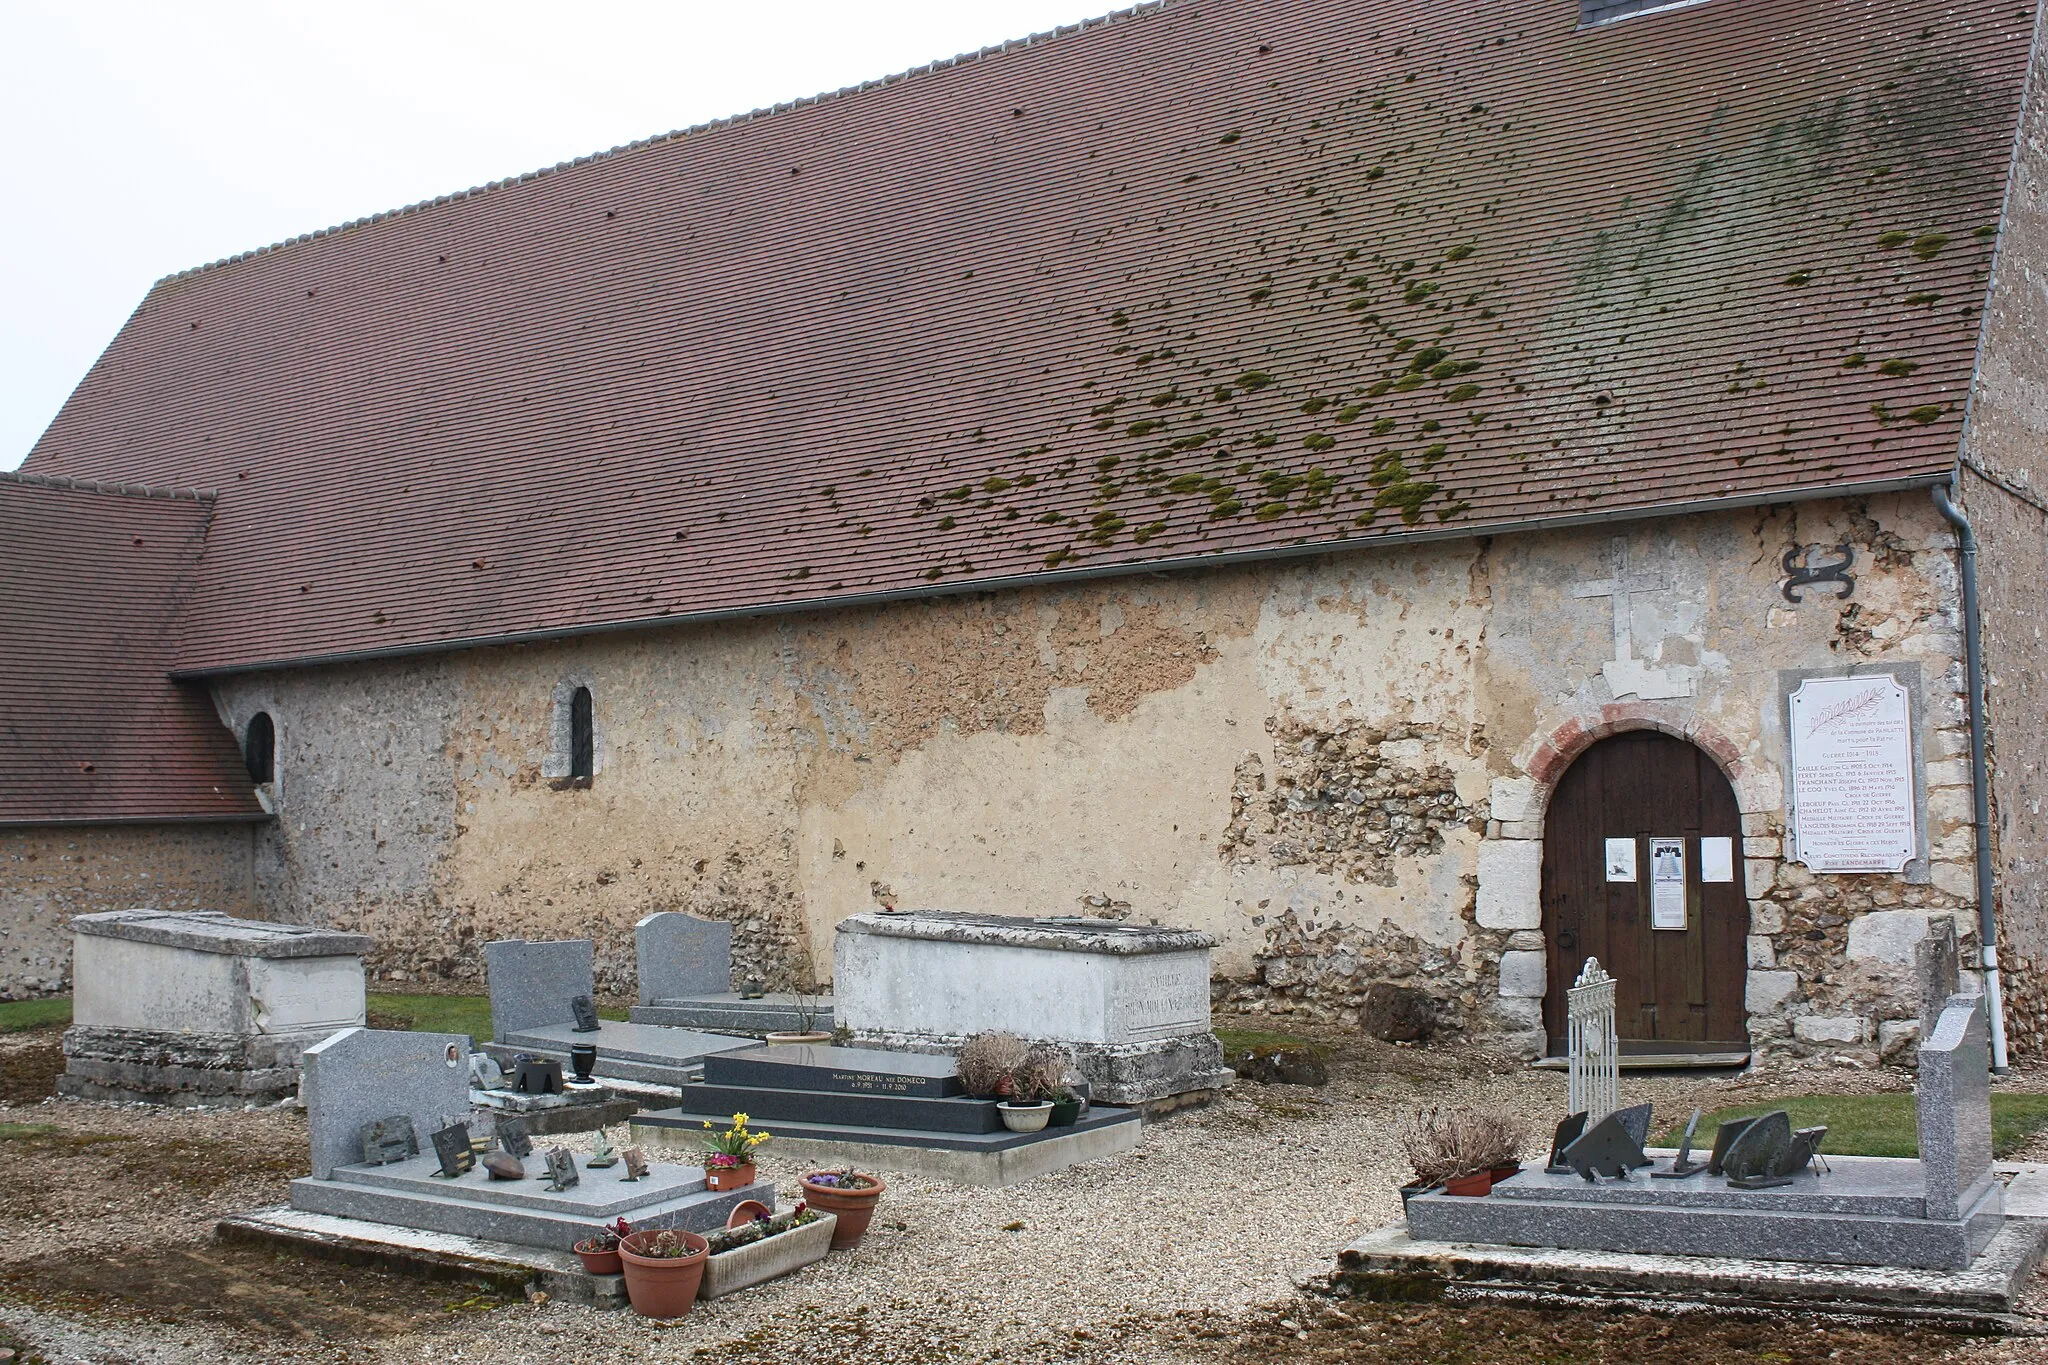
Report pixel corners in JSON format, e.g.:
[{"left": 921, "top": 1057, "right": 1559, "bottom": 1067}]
[
  {"left": 1654, "top": 1093, "right": 2048, "bottom": 1159},
  {"left": 0, "top": 997, "right": 71, "bottom": 1033},
  {"left": 0, "top": 1122, "right": 59, "bottom": 1141},
  {"left": 366, "top": 992, "right": 626, "bottom": 1043},
  {"left": 1215, "top": 1027, "right": 1324, "bottom": 1057}
]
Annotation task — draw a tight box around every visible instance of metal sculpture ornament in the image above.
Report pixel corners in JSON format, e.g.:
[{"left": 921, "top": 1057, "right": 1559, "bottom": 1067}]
[{"left": 1567, "top": 958, "right": 1620, "bottom": 1124}]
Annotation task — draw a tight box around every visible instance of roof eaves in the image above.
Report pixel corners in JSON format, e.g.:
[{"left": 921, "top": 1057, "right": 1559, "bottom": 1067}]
[
  {"left": 168, "top": 471, "right": 1946, "bottom": 681},
  {"left": 151, "top": 0, "right": 1171, "bottom": 289}
]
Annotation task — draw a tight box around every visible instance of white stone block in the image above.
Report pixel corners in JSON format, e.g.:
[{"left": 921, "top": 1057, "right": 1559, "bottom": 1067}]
[
  {"left": 1931, "top": 861, "right": 1977, "bottom": 900},
  {"left": 1475, "top": 840, "right": 1544, "bottom": 930},
  {"left": 1793, "top": 1014, "right": 1868, "bottom": 1044},
  {"left": 1497, "top": 820, "right": 1544, "bottom": 840},
  {"left": 1745, "top": 859, "right": 1777, "bottom": 899},
  {"left": 1497, "top": 950, "right": 1547, "bottom": 998},
  {"left": 1743, "top": 836, "right": 1780, "bottom": 860},
  {"left": 1746, "top": 936, "right": 1777, "bottom": 968},
  {"left": 1491, "top": 996, "right": 1544, "bottom": 1030},
  {"left": 1846, "top": 911, "right": 1932, "bottom": 967},
  {"left": 1490, "top": 777, "right": 1539, "bottom": 824},
  {"left": 1925, "top": 758, "right": 1973, "bottom": 790},
  {"left": 1879, "top": 1019, "right": 1921, "bottom": 1062},
  {"left": 1746, "top": 970, "right": 1799, "bottom": 1014},
  {"left": 1749, "top": 901, "right": 1785, "bottom": 934}
]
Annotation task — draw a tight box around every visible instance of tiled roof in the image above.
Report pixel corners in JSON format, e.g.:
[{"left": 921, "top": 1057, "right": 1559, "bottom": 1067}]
[
  {"left": 0, "top": 475, "right": 265, "bottom": 823},
  {"left": 20, "top": 0, "right": 2033, "bottom": 675}
]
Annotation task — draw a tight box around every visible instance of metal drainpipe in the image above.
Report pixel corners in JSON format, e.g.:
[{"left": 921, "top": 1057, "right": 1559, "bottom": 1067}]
[{"left": 1932, "top": 482, "right": 2010, "bottom": 1072}]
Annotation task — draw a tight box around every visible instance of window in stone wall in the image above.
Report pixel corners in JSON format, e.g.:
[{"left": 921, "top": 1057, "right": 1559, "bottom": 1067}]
[
  {"left": 569, "top": 687, "right": 594, "bottom": 785},
  {"left": 244, "top": 712, "right": 275, "bottom": 784}
]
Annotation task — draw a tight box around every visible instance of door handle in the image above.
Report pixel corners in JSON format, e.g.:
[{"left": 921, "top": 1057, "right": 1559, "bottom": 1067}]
[{"left": 1556, "top": 929, "right": 1577, "bottom": 951}]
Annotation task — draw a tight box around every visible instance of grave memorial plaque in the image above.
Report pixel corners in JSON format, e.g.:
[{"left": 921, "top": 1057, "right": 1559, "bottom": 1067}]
[
  {"left": 621, "top": 1148, "right": 649, "bottom": 1181},
  {"left": 1724, "top": 1109, "right": 1797, "bottom": 1189},
  {"left": 359, "top": 1116, "right": 418, "bottom": 1166},
  {"left": 1707, "top": 1116, "right": 1757, "bottom": 1176},
  {"left": 1562, "top": 1111, "right": 1650, "bottom": 1181},
  {"left": 569, "top": 994, "right": 602, "bottom": 1034},
  {"left": 544, "top": 1146, "right": 581, "bottom": 1192},
  {"left": 1653, "top": 1108, "right": 1707, "bottom": 1178},
  {"left": 1789, "top": 674, "right": 1918, "bottom": 874},
  {"left": 430, "top": 1122, "right": 476, "bottom": 1178},
  {"left": 496, "top": 1115, "right": 534, "bottom": 1158},
  {"left": 1546, "top": 1113, "right": 1588, "bottom": 1174},
  {"left": 1612, "top": 1103, "right": 1654, "bottom": 1159}
]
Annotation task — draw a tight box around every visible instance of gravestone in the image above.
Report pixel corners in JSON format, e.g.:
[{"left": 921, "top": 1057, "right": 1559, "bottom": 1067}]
[
  {"left": 1917, "top": 919, "right": 1962, "bottom": 1040},
  {"left": 1920, "top": 994, "right": 1996, "bottom": 1222},
  {"left": 636, "top": 912, "right": 734, "bottom": 1004},
  {"left": 359, "top": 1116, "right": 419, "bottom": 1166},
  {"left": 833, "top": 911, "right": 1231, "bottom": 1105},
  {"left": 569, "top": 995, "right": 601, "bottom": 1033},
  {"left": 300, "top": 1028, "right": 472, "bottom": 1180},
  {"left": 61, "top": 909, "right": 371, "bottom": 1105},
  {"left": 484, "top": 939, "right": 593, "bottom": 1041}
]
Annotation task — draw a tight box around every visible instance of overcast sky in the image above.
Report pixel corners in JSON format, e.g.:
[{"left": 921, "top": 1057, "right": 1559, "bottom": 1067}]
[{"left": 1, "top": 0, "right": 1110, "bottom": 471}]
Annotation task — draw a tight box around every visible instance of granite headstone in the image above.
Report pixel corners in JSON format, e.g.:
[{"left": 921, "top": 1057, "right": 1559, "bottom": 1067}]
[
  {"left": 484, "top": 939, "right": 594, "bottom": 1042},
  {"left": 1919, "top": 994, "right": 1995, "bottom": 1222},
  {"left": 635, "top": 912, "right": 734, "bottom": 1004},
  {"left": 301, "top": 1028, "right": 472, "bottom": 1180},
  {"left": 1917, "top": 919, "right": 1962, "bottom": 1040}
]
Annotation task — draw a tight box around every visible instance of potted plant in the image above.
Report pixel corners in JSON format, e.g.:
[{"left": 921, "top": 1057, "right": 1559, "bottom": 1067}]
[
  {"left": 800, "top": 1169, "right": 887, "bottom": 1250},
  {"left": 618, "top": 1227, "right": 710, "bottom": 1318},
  {"left": 764, "top": 950, "right": 833, "bottom": 1045},
  {"left": 573, "top": 1216, "right": 630, "bottom": 1275},
  {"left": 955, "top": 1030, "right": 1029, "bottom": 1099},
  {"left": 1398, "top": 1105, "right": 1527, "bottom": 1199},
  {"left": 700, "top": 1201, "right": 839, "bottom": 1298},
  {"left": 996, "top": 1041, "right": 1070, "bottom": 1133},
  {"left": 1046, "top": 1081, "right": 1087, "bottom": 1128},
  {"left": 700, "top": 1112, "right": 770, "bottom": 1190}
]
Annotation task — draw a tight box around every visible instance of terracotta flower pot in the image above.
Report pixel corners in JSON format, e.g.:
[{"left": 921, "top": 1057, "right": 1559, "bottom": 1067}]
[
  {"left": 1443, "top": 1170, "right": 1493, "bottom": 1197},
  {"left": 573, "top": 1240, "right": 622, "bottom": 1275},
  {"left": 1489, "top": 1162, "right": 1521, "bottom": 1184},
  {"left": 725, "top": 1199, "right": 773, "bottom": 1229},
  {"left": 764, "top": 1031, "right": 833, "bottom": 1046},
  {"left": 618, "top": 1229, "right": 709, "bottom": 1318},
  {"left": 705, "top": 1161, "right": 756, "bottom": 1191},
  {"left": 801, "top": 1172, "right": 887, "bottom": 1250}
]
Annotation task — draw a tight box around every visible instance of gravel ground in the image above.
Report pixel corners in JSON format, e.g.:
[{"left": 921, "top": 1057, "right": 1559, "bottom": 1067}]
[{"left": 7, "top": 1021, "right": 2048, "bottom": 1363}]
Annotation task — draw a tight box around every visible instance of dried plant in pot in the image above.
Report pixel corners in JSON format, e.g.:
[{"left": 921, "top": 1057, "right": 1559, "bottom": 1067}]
[
  {"left": 1399, "top": 1105, "right": 1528, "bottom": 1199},
  {"left": 998, "top": 1041, "right": 1074, "bottom": 1132},
  {"left": 764, "top": 949, "right": 832, "bottom": 1045},
  {"left": 955, "top": 1031, "right": 1029, "bottom": 1100},
  {"left": 573, "top": 1216, "right": 631, "bottom": 1275}
]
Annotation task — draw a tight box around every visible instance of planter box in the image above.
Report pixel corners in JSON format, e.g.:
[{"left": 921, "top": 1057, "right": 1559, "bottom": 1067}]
[{"left": 699, "top": 1212, "right": 838, "bottom": 1299}]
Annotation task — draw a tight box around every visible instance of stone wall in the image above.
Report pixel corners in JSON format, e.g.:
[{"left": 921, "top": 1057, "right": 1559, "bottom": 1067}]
[
  {"left": 0, "top": 823, "right": 259, "bottom": 998},
  {"left": 195, "top": 492, "right": 1969, "bottom": 1068},
  {"left": 1956, "top": 22, "right": 2048, "bottom": 1054}
]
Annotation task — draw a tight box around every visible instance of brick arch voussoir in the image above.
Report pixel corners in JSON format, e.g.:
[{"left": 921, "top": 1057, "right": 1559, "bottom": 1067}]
[{"left": 1521, "top": 703, "right": 1747, "bottom": 826}]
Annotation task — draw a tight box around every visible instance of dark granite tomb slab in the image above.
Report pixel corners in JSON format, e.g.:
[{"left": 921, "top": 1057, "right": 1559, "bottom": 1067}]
[
  {"left": 702, "top": 1044, "right": 963, "bottom": 1098},
  {"left": 676, "top": 1079, "right": 1002, "bottom": 1134}
]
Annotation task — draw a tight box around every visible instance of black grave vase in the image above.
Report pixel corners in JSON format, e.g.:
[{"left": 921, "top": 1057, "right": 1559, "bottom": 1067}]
[{"left": 569, "top": 1044, "right": 599, "bottom": 1085}]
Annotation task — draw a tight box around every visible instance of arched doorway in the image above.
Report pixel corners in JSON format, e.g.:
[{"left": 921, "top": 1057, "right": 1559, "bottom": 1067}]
[{"left": 1540, "top": 730, "right": 1748, "bottom": 1054}]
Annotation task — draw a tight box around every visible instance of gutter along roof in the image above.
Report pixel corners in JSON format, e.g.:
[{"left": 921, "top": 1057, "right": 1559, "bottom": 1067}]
[
  {"left": 20, "top": 0, "right": 2035, "bottom": 676},
  {"left": 0, "top": 476, "right": 265, "bottom": 823}
]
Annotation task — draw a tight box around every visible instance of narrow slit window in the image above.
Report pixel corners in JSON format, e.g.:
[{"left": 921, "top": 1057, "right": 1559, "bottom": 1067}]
[
  {"left": 244, "top": 712, "right": 275, "bottom": 784},
  {"left": 569, "top": 687, "right": 594, "bottom": 783}
]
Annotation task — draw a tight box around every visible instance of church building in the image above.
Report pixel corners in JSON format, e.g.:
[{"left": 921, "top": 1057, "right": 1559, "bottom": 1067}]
[{"left": 5, "top": 0, "right": 2046, "bottom": 1070}]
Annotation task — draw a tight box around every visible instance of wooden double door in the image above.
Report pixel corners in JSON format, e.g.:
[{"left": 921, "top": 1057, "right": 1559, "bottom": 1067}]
[{"left": 1540, "top": 730, "right": 1749, "bottom": 1052}]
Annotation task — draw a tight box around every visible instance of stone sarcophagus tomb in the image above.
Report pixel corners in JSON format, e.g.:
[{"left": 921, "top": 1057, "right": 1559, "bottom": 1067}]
[
  {"left": 833, "top": 911, "right": 1232, "bottom": 1106},
  {"left": 60, "top": 909, "right": 370, "bottom": 1105}
]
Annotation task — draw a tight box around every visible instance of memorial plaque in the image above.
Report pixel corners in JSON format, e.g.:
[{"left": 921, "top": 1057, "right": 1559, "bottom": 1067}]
[
  {"left": 705, "top": 1044, "right": 963, "bottom": 1098},
  {"left": 1706, "top": 1115, "right": 1757, "bottom": 1176},
  {"left": 621, "top": 1147, "right": 649, "bottom": 1181},
  {"left": 496, "top": 1115, "right": 533, "bottom": 1158},
  {"left": 586, "top": 1136, "right": 619, "bottom": 1169},
  {"left": 569, "top": 994, "right": 602, "bottom": 1033},
  {"left": 1724, "top": 1109, "right": 1796, "bottom": 1189},
  {"left": 1790, "top": 674, "right": 1917, "bottom": 873},
  {"left": 359, "top": 1116, "right": 418, "bottom": 1166},
  {"left": 1546, "top": 1112, "right": 1588, "bottom": 1174},
  {"left": 1653, "top": 1108, "right": 1706, "bottom": 1179},
  {"left": 1612, "top": 1102, "right": 1654, "bottom": 1162},
  {"left": 543, "top": 1146, "right": 580, "bottom": 1191},
  {"left": 430, "top": 1122, "right": 475, "bottom": 1178},
  {"left": 1562, "top": 1112, "right": 1649, "bottom": 1181}
]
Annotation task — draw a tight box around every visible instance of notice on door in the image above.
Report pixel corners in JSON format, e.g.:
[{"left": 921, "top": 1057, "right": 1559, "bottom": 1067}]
[
  {"left": 1700, "top": 836, "right": 1735, "bottom": 884},
  {"left": 1604, "top": 838, "right": 1636, "bottom": 882},
  {"left": 1650, "top": 837, "right": 1686, "bottom": 930},
  {"left": 1790, "top": 674, "right": 1917, "bottom": 874}
]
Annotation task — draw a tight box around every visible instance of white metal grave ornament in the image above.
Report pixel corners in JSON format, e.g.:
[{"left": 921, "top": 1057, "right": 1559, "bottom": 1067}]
[
  {"left": 1789, "top": 673, "right": 1917, "bottom": 873},
  {"left": 1567, "top": 958, "right": 1620, "bottom": 1123}
]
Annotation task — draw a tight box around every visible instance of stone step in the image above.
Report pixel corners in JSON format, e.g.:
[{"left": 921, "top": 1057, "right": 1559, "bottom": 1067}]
[{"left": 677, "top": 1080, "right": 1004, "bottom": 1134}]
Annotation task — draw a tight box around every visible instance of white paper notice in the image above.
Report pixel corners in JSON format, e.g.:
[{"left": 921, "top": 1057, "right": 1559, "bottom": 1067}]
[
  {"left": 1650, "top": 837, "right": 1686, "bottom": 930},
  {"left": 1700, "top": 836, "right": 1734, "bottom": 883},
  {"left": 1789, "top": 674, "right": 1917, "bottom": 873},
  {"left": 1605, "top": 838, "right": 1636, "bottom": 882}
]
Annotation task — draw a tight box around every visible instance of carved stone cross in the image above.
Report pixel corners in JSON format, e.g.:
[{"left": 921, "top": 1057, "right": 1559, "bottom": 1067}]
[{"left": 1570, "top": 539, "right": 1694, "bottom": 700}]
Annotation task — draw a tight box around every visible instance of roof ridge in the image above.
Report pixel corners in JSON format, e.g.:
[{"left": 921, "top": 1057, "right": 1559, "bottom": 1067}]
[
  {"left": 0, "top": 469, "right": 216, "bottom": 503},
  {"left": 153, "top": 0, "right": 1171, "bottom": 288}
]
